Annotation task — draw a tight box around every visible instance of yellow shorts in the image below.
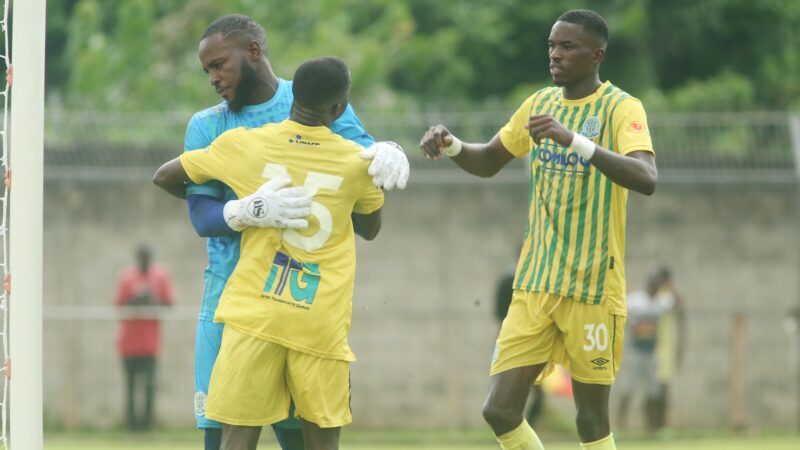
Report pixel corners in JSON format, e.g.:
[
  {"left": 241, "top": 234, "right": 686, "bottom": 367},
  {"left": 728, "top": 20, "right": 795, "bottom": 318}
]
[
  {"left": 205, "top": 326, "right": 352, "bottom": 428},
  {"left": 491, "top": 290, "right": 625, "bottom": 385}
]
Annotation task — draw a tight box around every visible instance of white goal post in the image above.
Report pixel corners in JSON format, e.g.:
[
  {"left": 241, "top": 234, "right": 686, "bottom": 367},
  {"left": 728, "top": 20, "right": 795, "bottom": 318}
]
[{"left": 8, "top": 0, "right": 46, "bottom": 449}]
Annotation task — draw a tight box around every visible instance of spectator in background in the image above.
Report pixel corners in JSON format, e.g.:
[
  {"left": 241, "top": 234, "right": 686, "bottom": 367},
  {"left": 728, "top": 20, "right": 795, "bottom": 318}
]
[
  {"left": 115, "top": 244, "right": 174, "bottom": 432},
  {"left": 494, "top": 252, "right": 546, "bottom": 428},
  {"left": 616, "top": 266, "right": 684, "bottom": 435}
]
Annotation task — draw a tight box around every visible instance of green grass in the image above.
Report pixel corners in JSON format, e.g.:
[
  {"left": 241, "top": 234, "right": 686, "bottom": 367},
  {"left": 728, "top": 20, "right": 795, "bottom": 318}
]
[{"left": 44, "top": 429, "right": 800, "bottom": 450}]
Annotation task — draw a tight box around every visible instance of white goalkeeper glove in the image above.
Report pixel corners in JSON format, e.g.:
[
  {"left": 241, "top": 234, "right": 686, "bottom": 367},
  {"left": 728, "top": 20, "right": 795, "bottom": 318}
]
[
  {"left": 223, "top": 177, "right": 312, "bottom": 231},
  {"left": 359, "top": 141, "right": 410, "bottom": 190}
]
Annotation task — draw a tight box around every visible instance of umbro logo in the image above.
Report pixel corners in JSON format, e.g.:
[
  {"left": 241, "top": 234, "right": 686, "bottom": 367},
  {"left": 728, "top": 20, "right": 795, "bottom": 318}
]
[{"left": 591, "top": 357, "right": 609, "bottom": 367}]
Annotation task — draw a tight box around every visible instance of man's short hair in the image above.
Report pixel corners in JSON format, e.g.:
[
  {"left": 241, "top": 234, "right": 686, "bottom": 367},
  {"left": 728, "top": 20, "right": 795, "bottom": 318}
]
[
  {"left": 558, "top": 9, "right": 608, "bottom": 46},
  {"left": 201, "top": 14, "right": 266, "bottom": 48},
  {"left": 292, "top": 57, "right": 351, "bottom": 110}
]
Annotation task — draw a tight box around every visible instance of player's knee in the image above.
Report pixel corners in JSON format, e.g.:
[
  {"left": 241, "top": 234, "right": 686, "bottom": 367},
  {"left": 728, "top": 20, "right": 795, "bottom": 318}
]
[
  {"left": 575, "top": 407, "right": 610, "bottom": 441},
  {"left": 482, "top": 399, "right": 517, "bottom": 431}
]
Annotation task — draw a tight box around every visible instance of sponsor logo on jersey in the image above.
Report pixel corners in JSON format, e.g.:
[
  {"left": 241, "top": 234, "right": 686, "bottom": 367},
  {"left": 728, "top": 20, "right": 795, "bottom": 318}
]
[
  {"left": 288, "top": 134, "right": 320, "bottom": 146},
  {"left": 627, "top": 121, "right": 645, "bottom": 133},
  {"left": 263, "top": 251, "right": 321, "bottom": 305},
  {"left": 538, "top": 147, "right": 591, "bottom": 169},
  {"left": 579, "top": 116, "right": 602, "bottom": 139}
]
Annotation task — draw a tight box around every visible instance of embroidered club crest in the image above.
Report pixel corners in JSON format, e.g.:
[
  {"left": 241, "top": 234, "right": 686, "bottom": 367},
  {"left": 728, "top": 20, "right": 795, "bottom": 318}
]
[{"left": 579, "top": 116, "right": 601, "bottom": 139}]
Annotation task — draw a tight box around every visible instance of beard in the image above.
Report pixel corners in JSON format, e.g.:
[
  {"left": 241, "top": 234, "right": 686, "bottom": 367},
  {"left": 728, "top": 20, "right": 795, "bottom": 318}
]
[{"left": 228, "top": 56, "right": 259, "bottom": 113}]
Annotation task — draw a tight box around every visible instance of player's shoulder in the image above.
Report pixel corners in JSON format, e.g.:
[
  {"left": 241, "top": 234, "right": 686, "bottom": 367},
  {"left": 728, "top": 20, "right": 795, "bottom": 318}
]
[
  {"left": 601, "top": 83, "right": 644, "bottom": 109},
  {"left": 245, "top": 120, "right": 284, "bottom": 139},
  {"left": 318, "top": 128, "right": 370, "bottom": 177},
  {"left": 210, "top": 125, "right": 252, "bottom": 150},
  {"left": 327, "top": 127, "right": 365, "bottom": 154},
  {"left": 523, "top": 86, "right": 561, "bottom": 106},
  {"left": 190, "top": 101, "right": 229, "bottom": 125}
]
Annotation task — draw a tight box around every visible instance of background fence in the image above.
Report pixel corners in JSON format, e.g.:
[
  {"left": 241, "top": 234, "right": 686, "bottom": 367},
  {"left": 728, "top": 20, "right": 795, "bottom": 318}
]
[{"left": 41, "top": 110, "right": 800, "bottom": 432}]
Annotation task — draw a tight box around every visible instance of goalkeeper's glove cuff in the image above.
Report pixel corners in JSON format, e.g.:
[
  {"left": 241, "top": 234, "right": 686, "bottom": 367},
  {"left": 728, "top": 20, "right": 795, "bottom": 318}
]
[{"left": 223, "top": 199, "right": 247, "bottom": 232}]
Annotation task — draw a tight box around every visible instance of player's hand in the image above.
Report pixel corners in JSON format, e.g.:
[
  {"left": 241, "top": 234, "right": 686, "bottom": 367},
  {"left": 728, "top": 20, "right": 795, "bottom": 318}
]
[
  {"left": 223, "top": 177, "right": 312, "bottom": 231},
  {"left": 526, "top": 114, "right": 574, "bottom": 147},
  {"left": 419, "top": 125, "right": 455, "bottom": 160},
  {"left": 359, "top": 141, "right": 410, "bottom": 190}
]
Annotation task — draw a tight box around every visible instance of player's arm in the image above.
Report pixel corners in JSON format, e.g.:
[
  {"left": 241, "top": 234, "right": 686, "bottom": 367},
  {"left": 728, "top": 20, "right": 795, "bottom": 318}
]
[
  {"left": 153, "top": 157, "right": 191, "bottom": 198},
  {"left": 151, "top": 155, "right": 243, "bottom": 237},
  {"left": 332, "top": 104, "right": 410, "bottom": 191},
  {"left": 585, "top": 147, "right": 655, "bottom": 195},
  {"left": 352, "top": 209, "right": 382, "bottom": 241},
  {"left": 419, "top": 126, "right": 516, "bottom": 178},
  {"left": 526, "top": 114, "right": 657, "bottom": 195},
  {"left": 187, "top": 194, "right": 236, "bottom": 237},
  {"left": 182, "top": 114, "right": 239, "bottom": 237},
  {"left": 154, "top": 158, "right": 311, "bottom": 231}
]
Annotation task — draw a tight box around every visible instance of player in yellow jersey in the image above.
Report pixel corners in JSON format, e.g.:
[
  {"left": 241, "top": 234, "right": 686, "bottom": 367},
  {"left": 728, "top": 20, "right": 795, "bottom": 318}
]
[
  {"left": 420, "top": 10, "right": 657, "bottom": 450},
  {"left": 154, "top": 57, "right": 386, "bottom": 450}
]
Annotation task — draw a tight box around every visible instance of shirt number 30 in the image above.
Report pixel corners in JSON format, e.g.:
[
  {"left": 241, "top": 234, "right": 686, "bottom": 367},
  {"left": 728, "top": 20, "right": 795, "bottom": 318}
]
[
  {"left": 582, "top": 323, "right": 609, "bottom": 352},
  {"left": 263, "top": 163, "right": 343, "bottom": 252}
]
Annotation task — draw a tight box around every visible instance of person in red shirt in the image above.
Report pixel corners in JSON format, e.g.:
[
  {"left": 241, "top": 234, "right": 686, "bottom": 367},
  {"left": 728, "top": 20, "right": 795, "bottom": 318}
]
[{"left": 115, "top": 244, "right": 174, "bottom": 431}]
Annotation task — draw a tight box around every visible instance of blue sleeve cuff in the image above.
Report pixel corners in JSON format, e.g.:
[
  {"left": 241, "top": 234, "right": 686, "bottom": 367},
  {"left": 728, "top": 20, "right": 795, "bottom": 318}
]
[
  {"left": 186, "top": 180, "right": 225, "bottom": 198},
  {"left": 187, "top": 194, "right": 237, "bottom": 237}
]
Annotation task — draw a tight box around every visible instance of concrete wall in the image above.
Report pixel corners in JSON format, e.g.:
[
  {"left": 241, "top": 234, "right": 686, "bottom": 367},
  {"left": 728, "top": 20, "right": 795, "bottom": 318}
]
[{"left": 42, "top": 178, "right": 800, "bottom": 430}]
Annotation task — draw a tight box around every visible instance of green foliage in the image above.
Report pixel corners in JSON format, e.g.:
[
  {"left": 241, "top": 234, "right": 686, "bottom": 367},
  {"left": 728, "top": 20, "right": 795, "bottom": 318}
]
[
  {"left": 666, "top": 71, "right": 755, "bottom": 112},
  {"left": 48, "top": 0, "right": 800, "bottom": 112},
  {"left": 646, "top": 0, "right": 800, "bottom": 109}
]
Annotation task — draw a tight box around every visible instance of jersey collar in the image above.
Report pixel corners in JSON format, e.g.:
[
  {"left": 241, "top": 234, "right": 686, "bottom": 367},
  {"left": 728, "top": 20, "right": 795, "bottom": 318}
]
[
  {"left": 560, "top": 80, "right": 612, "bottom": 107},
  {"left": 237, "top": 78, "right": 289, "bottom": 114}
]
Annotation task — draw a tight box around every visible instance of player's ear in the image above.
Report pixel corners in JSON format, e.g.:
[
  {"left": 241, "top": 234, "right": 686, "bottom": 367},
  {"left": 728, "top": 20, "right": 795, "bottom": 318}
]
[
  {"left": 246, "top": 40, "right": 261, "bottom": 61},
  {"left": 331, "top": 101, "right": 348, "bottom": 121},
  {"left": 593, "top": 47, "right": 605, "bottom": 65}
]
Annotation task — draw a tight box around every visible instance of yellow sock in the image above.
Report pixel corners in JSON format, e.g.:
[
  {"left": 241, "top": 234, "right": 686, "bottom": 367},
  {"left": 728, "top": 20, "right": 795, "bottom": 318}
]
[
  {"left": 580, "top": 433, "right": 616, "bottom": 450},
  {"left": 495, "top": 420, "right": 544, "bottom": 450}
]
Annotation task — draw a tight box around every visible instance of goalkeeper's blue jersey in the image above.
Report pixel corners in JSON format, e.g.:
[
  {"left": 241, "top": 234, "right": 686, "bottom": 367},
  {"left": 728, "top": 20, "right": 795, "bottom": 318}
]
[{"left": 183, "top": 78, "right": 374, "bottom": 322}]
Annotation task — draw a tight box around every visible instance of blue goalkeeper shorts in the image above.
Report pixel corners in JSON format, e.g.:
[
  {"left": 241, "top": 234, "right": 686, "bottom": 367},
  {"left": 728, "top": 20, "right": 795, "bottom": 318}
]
[{"left": 194, "top": 319, "right": 301, "bottom": 430}]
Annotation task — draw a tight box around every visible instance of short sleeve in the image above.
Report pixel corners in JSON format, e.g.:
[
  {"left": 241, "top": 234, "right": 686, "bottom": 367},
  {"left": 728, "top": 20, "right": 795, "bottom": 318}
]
[
  {"left": 498, "top": 95, "right": 536, "bottom": 157},
  {"left": 184, "top": 113, "right": 227, "bottom": 198},
  {"left": 354, "top": 184, "right": 384, "bottom": 215},
  {"left": 180, "top": 130, "right": 240, "bottom": 186},
  {"left": 330, "top": 103, "right": 374, "bottom": 148},
  {"left": 613, "top": 98, "right": 654, "bottom": 156}
]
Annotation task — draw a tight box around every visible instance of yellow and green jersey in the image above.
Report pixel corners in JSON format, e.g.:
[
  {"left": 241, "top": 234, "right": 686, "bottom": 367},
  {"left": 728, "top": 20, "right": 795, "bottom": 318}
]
[
  {"left": 499, "top": 81, "right": 654, "bottom": 315},
  {"left": 180, "top": 119, "right": 384, "bottom": 361}
]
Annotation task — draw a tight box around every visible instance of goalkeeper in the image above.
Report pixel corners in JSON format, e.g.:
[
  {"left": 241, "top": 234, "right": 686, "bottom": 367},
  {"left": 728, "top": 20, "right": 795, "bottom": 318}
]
[{"left": 173, "top": 15, "right": 408, "bottom": 450}]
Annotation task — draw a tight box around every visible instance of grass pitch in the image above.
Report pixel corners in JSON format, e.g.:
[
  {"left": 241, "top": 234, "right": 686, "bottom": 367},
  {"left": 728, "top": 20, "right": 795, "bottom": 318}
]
[{"left": 44, "top": 429, "right": 800, "bottom": 450}]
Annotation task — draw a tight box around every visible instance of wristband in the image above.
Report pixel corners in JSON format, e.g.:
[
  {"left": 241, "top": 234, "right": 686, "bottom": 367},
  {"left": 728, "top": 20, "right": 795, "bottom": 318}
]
[
  {"left": 441, "top": 136, "right": 463, "bottom": 157},
  {"left": 569, "top": 132, "right": 596, "bottom": 160}
]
